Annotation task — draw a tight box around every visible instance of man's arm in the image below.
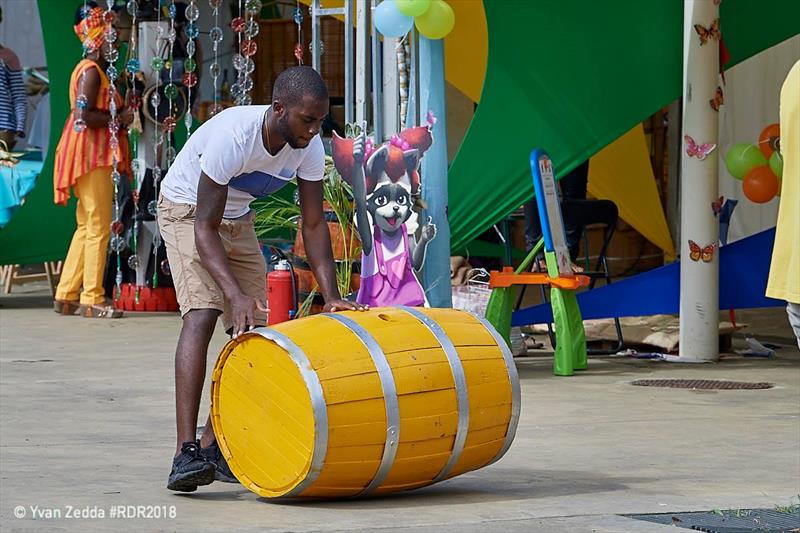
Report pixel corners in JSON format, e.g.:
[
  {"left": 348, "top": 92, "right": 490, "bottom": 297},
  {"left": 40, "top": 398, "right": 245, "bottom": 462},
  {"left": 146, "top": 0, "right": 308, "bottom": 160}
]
[
  {"left": 195, "top": 173, "right": 267, "bottom": 336},
  {"left": 298, "top": 178, "right": 365, "bottom": 311}
]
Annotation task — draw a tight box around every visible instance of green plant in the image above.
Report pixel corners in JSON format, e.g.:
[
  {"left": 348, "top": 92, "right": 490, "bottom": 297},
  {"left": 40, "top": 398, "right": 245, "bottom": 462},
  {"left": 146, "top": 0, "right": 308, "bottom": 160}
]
[
  {"left": 775, "top": 494, "right": 800, "bottom": 514},
  {"left": 295, "top": 156, "right": 360, "bottom": 317}
]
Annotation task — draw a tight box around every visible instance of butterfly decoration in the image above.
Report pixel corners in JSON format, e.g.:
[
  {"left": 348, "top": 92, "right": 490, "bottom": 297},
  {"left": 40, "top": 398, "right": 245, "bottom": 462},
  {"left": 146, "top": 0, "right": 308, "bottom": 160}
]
[
  {"left": 711, "top": 196, "right": 724, "bottom": 217},
  {"left": 688, "top": 240, "right": 717, "bottom": 263},
  {"left": 694, "top": 18, "right": 721, "bottom": 46},
  {"left": 710, "top": 86, "right": 724, "bottom": 111},
  {"left": 685, "top": 135, "right": 717, "bottom": 160}
]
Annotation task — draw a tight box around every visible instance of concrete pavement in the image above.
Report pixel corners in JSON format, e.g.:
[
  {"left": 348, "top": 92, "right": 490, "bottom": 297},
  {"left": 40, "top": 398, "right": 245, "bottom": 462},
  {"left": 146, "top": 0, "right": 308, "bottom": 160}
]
[{"left": 1, "top": 285, "right": 798, "bottom": 532}]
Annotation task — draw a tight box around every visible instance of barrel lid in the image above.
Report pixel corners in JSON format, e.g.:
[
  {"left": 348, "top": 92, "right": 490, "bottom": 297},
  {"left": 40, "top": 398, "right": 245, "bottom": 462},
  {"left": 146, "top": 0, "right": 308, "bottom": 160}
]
[{"left": 211, "top": 332, "right": 317, "bottom": 498}]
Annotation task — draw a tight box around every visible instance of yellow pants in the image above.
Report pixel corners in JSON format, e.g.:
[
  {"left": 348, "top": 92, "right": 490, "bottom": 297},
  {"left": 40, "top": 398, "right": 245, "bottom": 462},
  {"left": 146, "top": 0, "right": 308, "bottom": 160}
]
[{"left": 55, "top": 166, "right": 113, "bottom": 305}]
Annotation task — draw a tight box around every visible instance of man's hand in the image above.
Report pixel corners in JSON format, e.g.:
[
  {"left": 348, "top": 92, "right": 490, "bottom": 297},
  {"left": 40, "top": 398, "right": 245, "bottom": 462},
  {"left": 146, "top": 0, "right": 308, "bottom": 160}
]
[
  {"left": 323, "top": 299, "right": 368, "bottom": 313},
  {"left": 228, "top": 293, "right": 269, "bottom": 338}
]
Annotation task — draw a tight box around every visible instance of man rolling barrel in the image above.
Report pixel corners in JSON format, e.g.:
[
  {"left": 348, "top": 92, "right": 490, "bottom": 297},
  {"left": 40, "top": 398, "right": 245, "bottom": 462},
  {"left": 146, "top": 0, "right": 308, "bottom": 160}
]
[{"left": 158, "top": 66, "right": 365, "bottom": 492}]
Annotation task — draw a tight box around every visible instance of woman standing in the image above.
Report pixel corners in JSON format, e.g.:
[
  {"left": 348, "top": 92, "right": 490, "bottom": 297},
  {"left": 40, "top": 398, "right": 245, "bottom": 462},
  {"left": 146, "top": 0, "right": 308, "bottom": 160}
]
[{"left": 53, "top": 5, "right": 132, "bottom": 318}]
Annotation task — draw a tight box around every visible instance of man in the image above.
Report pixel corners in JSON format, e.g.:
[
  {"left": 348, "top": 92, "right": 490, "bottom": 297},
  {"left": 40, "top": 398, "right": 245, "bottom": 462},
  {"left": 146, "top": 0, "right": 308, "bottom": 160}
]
[{"left": 158, "top": 66, "right": 364, "bottom": 492}]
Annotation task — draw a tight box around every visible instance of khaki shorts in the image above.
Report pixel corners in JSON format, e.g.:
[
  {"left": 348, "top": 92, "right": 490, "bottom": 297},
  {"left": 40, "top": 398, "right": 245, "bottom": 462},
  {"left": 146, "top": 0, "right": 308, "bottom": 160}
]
[{"left": 158, "top": 195, "right": 267, "bottom": 330}]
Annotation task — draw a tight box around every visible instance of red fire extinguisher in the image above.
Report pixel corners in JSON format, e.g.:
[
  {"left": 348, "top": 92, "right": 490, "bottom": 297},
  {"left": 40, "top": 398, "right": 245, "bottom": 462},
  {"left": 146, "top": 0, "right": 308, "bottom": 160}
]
[{"left": 267, "top": 260, "right": 296, "bottom": 325}]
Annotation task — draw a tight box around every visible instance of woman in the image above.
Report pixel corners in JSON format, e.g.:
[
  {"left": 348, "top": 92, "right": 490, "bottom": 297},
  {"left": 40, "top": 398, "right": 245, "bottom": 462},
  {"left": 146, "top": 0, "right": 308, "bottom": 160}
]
[
  {"left": 0, "top": 6, "right": 27, "bottom": 150},
  {"left": 53, "top": 5, "right": 132, "bottom": 318}
]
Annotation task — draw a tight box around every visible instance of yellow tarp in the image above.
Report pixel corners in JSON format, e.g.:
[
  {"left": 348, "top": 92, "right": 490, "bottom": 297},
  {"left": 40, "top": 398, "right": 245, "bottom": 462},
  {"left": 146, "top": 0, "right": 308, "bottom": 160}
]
[{"left": 588, "top": 125, "right": 676, "bottom": 260}]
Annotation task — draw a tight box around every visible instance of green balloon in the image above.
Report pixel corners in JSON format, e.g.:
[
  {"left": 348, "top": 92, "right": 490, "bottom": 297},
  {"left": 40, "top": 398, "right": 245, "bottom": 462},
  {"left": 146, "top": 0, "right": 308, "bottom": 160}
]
[
  {"left": 396, "top": 0, "right": 431, "bottom": 17},
  {"left": 769, "top": 151, "right": 783, "bottom": 179},
  {"left": 725, "top": 143, "right": 768, "bottom": 180}
]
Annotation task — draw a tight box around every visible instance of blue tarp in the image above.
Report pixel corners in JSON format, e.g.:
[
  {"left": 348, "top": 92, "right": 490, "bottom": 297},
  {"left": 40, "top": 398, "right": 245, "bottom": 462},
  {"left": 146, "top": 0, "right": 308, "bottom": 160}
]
[{"left": 512, "top": 228, "right": 783, "bottom": 326}]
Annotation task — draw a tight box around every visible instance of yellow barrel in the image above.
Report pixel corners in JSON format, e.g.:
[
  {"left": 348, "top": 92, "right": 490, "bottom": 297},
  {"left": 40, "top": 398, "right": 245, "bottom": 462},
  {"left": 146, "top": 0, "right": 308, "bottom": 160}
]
[{"left": 210, "top": 306, "right": 520, "bottom": 499}]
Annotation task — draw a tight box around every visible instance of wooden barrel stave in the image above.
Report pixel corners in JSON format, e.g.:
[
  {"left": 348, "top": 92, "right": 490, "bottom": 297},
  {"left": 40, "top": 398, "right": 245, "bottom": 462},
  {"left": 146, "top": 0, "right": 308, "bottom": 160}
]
[{"left": 211, "top": 307, "right": 520, "bottom": 499}]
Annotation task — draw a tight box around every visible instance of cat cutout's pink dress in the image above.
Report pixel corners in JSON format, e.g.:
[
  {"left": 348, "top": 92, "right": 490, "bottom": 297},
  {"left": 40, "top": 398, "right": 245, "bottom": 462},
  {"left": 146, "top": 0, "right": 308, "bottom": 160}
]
[{"left": 357, "top": 224, "right": 425, "bottom": 307}]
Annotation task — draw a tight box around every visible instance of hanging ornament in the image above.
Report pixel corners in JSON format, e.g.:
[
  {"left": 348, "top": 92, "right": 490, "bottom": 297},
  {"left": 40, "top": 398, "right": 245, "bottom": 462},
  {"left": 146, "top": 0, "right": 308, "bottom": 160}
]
[
  {"left": 104, "top": 47, "right": 119, "bottom": 63},
  {"left": 182, "top": 72, "right": 198, "bottom": 88},
  {"left": 163, "top": 83, "right": 179, "bottom": 100},
  {"left": 231, "top": 17, "right": 246, "bottom": 33},
  {"left": 208, "top": 0, "right": 223, "bottom": 117},
  {"left": 110, "top": 235, "right": 127, "bottom": 253},
  {"left": 127, "top": 255, "right": 141, "bottom": 269},
  {"left": 241, "top": 40, "right": 257, "bottom": 57},
  {"left": 103, "top": 0, "right": 125, "bottom": 296},
  {"left": 245, "top": 0, "right": 262, "bottom": 14},
  {"left": 209, "top": 26, "right": 224, "bottom": 44},
  {"left": 126, "top": 0, "right": 138, "bottom": 16},
  {"left": 244, "top": 58, "right": 255, "bottom": 75},
  {"left": 110, "top": 221, "right": 125, "bottom": 235},
  {"left": 126, "top": 58, "right": 140, "bottom": 74},
  {"left": 185, "top": 22, "right": 199, "bottom": 39},
  {"left": 183, "top": 0, "right": 198, "bottom": 137},
  {"left": 160, "top": 259, "right": 171, "bottom": 276},
  {"left": 245, "top": 19, "right": 260, "bottom": 38},
  {"left": 162, "top": 116, "right": 177, "bottom": 132},
  {"left": 294, "top": 0, "right": 303, "bottom": 65},
  {"left": 147, "top": 200, "right": 159, "bottom": 216},
  {"left": 76, "top": 94, "right": 89, "bottom": 110},
  {"left": 185, "top": 3, "right": 200, "bottom": 21}
]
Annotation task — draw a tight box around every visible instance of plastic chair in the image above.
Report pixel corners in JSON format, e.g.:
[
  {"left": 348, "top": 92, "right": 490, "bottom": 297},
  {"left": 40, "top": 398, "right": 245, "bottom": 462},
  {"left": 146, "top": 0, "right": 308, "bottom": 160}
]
[{"left": 516, "top": 198, "right": 624, "bottom": 354}]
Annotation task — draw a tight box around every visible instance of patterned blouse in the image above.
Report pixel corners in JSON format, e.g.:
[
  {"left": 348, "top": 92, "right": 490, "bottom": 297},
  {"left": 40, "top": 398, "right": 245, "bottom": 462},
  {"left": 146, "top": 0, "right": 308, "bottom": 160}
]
[{"left": 53, "top": 59, "right": 130, "bottom": 205}]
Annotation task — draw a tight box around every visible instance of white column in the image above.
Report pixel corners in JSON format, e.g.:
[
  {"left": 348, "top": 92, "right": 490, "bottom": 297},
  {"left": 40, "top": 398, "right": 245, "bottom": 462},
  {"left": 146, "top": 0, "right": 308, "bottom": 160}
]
[
  {"left": 382, "top": 37, "right": 399, "bottom": 140},
  {"left": 355, "top": 0, "right": 368, "bottom": 125},
  {"left": 679, "top": 0, "right": 720, "bottom": 362}
]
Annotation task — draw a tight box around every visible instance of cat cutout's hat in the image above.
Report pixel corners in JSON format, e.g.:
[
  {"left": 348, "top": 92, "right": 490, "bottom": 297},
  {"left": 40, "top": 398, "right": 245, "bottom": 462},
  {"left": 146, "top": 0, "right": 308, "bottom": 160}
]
[{"left": 332, "top": 125, "right": 433, "bottom": 195}]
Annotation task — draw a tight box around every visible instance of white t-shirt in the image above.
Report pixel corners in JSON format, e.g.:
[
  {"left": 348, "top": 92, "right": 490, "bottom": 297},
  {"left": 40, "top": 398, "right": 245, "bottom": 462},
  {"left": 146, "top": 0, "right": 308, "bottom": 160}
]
[{"left": 161, "top": 105, "right": 325, "bottom": 219}]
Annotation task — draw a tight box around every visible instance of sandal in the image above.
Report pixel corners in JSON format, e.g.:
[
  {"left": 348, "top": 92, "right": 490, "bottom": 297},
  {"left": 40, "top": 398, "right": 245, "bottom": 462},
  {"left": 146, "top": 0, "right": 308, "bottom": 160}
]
[
  {"left": 80, "top": 303, "right": 124, "bottom": 319},
  {"left": 53, "top": 300, "right": 80, "bottom": 315}
]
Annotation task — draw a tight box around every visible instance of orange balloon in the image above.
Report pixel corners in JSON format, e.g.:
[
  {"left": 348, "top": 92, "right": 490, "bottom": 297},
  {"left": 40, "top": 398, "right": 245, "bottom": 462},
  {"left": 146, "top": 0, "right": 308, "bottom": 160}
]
[
  {"left": 742, "top": 165, "right": 779, "bottom": 203},
  {"left": 758, "top": 123, "right": 780, "bottom": 159}
]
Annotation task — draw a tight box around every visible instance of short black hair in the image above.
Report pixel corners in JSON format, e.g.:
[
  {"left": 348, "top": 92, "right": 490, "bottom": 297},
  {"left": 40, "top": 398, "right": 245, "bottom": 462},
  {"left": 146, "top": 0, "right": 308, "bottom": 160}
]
[{"left": 272, "top": 66, "right": 329, "bottom": 108}]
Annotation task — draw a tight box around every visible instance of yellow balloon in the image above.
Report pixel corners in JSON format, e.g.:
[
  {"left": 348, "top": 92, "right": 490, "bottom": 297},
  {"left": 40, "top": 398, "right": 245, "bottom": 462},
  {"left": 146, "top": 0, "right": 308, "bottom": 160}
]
[{"left": 414, "top": 0, "right": 455, "bottom": 40}]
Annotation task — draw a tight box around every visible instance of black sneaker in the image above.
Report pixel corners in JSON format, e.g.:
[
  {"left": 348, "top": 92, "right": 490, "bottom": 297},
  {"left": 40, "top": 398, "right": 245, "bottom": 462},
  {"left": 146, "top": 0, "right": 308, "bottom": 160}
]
[
  {"left": 167, "top": 441, "right": 215, "bottom": 492},
  {"left": 202, "top": 440, "right": 239, "bottom": 484}
]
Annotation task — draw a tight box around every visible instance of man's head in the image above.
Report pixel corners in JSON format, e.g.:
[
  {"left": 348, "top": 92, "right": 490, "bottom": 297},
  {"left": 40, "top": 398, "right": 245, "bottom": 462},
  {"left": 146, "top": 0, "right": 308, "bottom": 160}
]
[{"left": 271, "top": 66, "right": 329, "bottom": 149}]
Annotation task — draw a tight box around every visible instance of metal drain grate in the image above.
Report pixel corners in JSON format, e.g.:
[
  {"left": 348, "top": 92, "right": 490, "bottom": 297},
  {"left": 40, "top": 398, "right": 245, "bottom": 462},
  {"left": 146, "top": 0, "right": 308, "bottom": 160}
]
[
  {"left": 630, "top": 379, "right": 774, "bottom": 390},
  {"left": 626, "top": 509, "right": 800, "bottom": 532}
]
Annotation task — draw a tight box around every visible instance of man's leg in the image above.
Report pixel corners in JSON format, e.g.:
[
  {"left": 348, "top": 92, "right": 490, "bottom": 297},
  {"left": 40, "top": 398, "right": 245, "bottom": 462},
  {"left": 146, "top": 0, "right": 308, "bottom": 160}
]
[
  {"left": 159, "top": 196, "right": 225, "bottom": 491},
  {"left": 175, "top": 308, "right": 220, "bottom": 455}
]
